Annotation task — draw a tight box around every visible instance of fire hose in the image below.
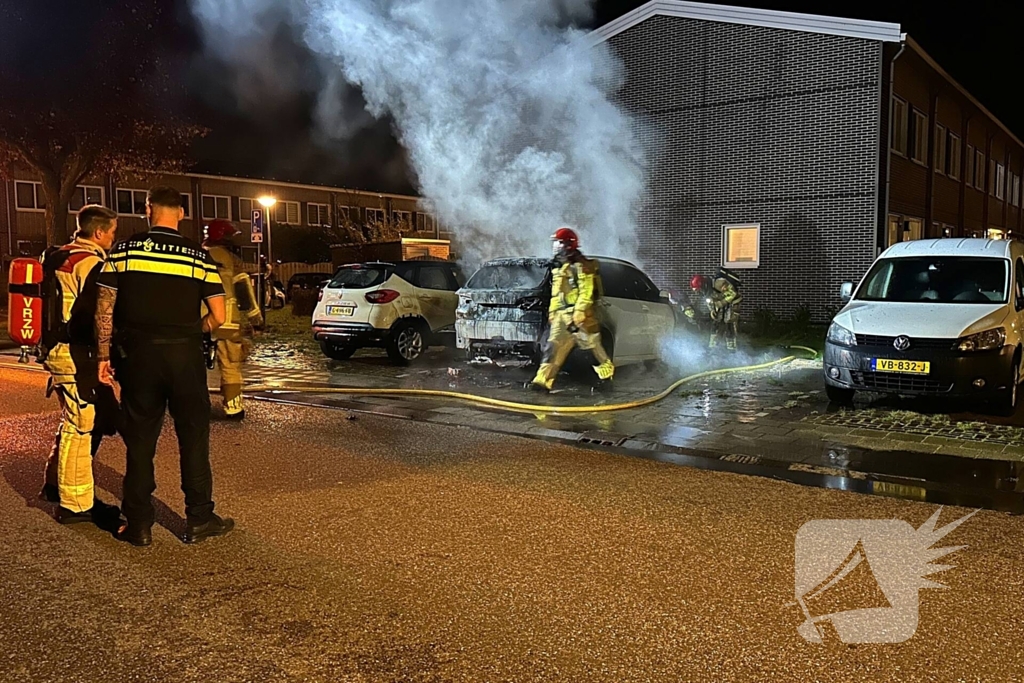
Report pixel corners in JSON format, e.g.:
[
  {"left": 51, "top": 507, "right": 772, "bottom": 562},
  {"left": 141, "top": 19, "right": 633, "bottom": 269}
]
[
  {"left": 2, "top": 346, "right": 819, "bottom": 416},
  {"left": 227, "top": 346, "right": 821, "bottom": 416}
]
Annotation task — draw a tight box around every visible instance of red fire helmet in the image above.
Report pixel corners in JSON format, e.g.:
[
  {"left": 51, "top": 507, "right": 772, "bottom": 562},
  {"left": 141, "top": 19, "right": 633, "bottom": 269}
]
[
  {"left": 205, "top": 218, "right": 239, "bottom": 244},
  {"left": 552, "top": 227, "right": 579, "bottom": 251}
]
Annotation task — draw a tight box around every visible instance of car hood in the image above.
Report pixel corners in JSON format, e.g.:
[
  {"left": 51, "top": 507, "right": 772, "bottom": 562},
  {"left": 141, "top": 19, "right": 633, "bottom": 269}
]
[{"left": 833, "top": 301, "right": 1009, "bottom": 338}]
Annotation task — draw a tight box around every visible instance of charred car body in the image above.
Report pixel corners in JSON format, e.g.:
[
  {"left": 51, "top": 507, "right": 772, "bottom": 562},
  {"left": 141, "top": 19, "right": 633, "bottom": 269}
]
[{"left": 456, "top": 257, "right": 676, "bottom": 365}]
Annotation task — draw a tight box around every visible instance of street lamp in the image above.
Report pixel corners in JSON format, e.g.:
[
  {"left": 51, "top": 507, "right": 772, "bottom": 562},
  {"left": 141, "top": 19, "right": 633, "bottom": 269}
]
[{"left": 257, "top": 196, "right": 277, "bottom": 317}]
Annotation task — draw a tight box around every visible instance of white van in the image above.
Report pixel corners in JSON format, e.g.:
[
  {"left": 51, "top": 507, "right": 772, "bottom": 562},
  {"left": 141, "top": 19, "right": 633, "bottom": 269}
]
[{"left": 824, "top": 238, "right": 1024, "bottom": 414}]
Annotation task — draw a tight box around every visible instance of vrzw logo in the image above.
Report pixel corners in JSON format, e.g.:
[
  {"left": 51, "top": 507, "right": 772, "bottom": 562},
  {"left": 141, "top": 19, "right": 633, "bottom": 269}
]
[
  {"left": 21, "top": 298, "right": 34, "bottom": 340},
  {"left": 791, "top": 508, "right": 976, "bottom": 644}
]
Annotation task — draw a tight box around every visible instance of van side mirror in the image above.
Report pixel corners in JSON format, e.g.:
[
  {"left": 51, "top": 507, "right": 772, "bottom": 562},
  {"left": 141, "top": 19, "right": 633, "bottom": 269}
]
[{"left": 839, "top": 281, "right": 854, "bottom": 302}]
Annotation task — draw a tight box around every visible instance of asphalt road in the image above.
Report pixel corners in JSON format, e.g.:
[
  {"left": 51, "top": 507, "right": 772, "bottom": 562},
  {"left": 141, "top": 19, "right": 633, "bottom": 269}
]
[{"left": 1, "top": 366, "right": 1023, "bottom": 682}]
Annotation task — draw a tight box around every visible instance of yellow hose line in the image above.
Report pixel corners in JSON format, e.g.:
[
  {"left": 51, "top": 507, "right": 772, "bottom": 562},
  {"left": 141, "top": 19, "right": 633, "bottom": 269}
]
[{"left": 242, "top": 346, "right": 821, "bottom": 416}]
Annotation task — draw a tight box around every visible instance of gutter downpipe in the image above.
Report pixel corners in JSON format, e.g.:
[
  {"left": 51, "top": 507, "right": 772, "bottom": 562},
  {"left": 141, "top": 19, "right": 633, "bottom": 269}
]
[
  {"left": 5, "top": 179, "right": 13, "bottom": 261},
  {"left": 881, "top": 36, "right": 907, "bottom": 253}
]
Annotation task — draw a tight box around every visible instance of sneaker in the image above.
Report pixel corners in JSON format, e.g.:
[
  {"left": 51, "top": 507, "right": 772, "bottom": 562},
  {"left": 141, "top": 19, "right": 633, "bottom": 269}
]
[{"left": 183, "top": 514, "right": 235, "bottom": 544}]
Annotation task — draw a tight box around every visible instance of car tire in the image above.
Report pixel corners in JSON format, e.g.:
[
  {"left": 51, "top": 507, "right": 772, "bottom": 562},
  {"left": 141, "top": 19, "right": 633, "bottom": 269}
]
[
  {"left": 320, "top": 340, "right": 356, "bottom": 361},
  {"left": 825, "top": 384, "right": 855, "bottom": 405},
  {"left": 387, "top": 320, "right": 427, "bottom": 365},
  {"left": 995, "top": 357, "right": 1020, "bottom": 416}
]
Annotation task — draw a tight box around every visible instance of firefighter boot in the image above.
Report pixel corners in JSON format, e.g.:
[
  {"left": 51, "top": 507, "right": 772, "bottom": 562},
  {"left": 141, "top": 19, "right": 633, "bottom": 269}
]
[
  {"left": 708, "top": 334, "right": 719, "bottom": 349},
  {"left": 726, "top": 338, "right": 737, "bottom": 351},
  {"left": 224, "top": 393, "right": 245, "bottom": 420},
  {"left": 531, "top": 365, "right": 556, "bottom": 393},
  {"left": 593, "top": 359, "right": 615, "bottom": 393}
]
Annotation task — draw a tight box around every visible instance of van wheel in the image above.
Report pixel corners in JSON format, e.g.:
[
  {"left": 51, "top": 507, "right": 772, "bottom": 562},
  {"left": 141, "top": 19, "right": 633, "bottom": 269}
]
[
  {"left": 320, "top": 340, "right": 356, "bottom": 361},
  {"left": 995, "top": 359, "right": 1020, "bottom": 416},
  {"left": 387, "top": 320, "right": 426, "bottom": 365},
  {"left": 825, "top": 384, "right": 855, "bottom": 405}
]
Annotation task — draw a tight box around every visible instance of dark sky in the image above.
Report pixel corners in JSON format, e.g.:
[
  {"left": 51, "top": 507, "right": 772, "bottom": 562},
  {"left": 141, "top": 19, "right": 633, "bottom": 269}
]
[{"left": 7, "top": 1, "right": 1021, "bottom": 195}]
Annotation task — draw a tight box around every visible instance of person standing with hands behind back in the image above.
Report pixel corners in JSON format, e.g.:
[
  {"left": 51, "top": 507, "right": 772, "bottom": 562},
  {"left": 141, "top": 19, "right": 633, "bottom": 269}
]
[{"left": 95, "top": 186, "right": 234, "bottom": 547}]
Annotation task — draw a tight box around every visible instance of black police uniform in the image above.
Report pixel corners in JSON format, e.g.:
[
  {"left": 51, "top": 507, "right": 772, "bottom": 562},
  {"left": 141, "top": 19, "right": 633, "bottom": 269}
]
[{"left": 96, "top": 227, "right": 225, "bottom": 528}]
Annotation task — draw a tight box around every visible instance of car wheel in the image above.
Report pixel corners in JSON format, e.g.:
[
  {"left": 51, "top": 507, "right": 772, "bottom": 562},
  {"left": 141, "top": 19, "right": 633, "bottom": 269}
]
[
  {"left": 995, "top": 358, "right": 1020, "bottom": 416},
  {"left": 319, "top": 340, "right": 356, "bottom": 361},
  {"left": 825, "top": 384, "right": 855, "bottom": 405},
  {"left": 387, "top": 320, "right": 426, "bottom": 365}
]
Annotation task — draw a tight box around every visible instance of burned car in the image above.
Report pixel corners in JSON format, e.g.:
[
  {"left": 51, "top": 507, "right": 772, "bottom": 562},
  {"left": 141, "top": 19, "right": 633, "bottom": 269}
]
[{"left": 455, "top": 257, "right": 676, "bottom": 365}]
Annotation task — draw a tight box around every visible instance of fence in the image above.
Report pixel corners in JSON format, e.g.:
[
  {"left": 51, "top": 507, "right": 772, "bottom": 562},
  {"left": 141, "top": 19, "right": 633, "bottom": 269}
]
[{"left": 243, "top": 261, "right": 334, "bottom": 284}]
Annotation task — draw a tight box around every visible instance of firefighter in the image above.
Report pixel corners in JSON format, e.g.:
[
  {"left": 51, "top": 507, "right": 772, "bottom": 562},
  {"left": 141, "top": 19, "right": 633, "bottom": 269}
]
[
  {"left": 709, "top": 270, "right": 742, "bottom": 351},
  {"left": 682, "top": 274, "right": 713, "bottom": 331},
  {"left": 203, "top": 219, "right": 263, "bottom": 420},
  {"left": 531, "top": 227, "right": 614, "bottom": 392},
  {"left": 39, "top": 205, "right": 122, "bottom": 525}
]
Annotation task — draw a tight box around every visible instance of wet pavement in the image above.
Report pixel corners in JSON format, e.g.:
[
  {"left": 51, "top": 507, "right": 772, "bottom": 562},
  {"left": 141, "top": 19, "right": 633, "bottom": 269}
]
[{"left": 2, "top": 367, "right": 1024, "bottom": 681}]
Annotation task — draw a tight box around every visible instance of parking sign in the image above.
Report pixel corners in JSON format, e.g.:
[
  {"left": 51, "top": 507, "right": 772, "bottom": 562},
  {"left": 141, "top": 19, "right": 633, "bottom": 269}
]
[{"left": 251, "top": 209, "right": 264, "bottom": 243}]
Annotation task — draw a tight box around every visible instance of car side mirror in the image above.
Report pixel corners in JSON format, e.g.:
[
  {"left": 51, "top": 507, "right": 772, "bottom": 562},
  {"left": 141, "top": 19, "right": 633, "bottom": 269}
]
[
  {"left": 839, "top": 281, "right": 854, "bottom": 302},
  {"left": 659, "top": 290, "right": 671, "bottom": 300}
]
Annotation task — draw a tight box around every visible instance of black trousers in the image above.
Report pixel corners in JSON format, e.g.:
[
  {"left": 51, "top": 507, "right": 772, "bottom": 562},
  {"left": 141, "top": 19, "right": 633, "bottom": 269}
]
[{"left": 118, "top": 336, "right": 215, "bottom": 527}]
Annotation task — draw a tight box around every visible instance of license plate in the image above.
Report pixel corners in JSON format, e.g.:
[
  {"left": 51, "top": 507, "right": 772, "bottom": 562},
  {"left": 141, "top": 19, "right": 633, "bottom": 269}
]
[
  {"left": 872, "top": 358, "right": 930, "bottom": 374},
  {"left": 326, "top": 304, "right": 355, "bottom": 317}
]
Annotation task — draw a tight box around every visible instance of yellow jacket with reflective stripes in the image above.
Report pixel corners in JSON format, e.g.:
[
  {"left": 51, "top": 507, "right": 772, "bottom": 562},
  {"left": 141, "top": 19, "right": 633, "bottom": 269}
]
[
  {"left": 549, "top": 257, "right": 602, "bottom": 315},
  {"left": 205, "top": 245, "right": 261, "bottom": 340},
  {"left": 42, "top": 238, "right": 106, "bottom": 377}
]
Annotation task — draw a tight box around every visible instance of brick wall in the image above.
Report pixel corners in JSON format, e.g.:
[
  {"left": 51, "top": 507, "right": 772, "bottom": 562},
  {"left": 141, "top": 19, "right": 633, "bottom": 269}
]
[{"left": 606, "top": 16, "right": 883, "bottom": 321}]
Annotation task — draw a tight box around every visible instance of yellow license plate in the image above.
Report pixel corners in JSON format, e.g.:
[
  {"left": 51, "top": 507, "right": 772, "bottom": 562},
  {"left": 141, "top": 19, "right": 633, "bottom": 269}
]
[
  {"left": 872, "top": 358, "right": 930, "bottom": 374},
  {"left": 327, "top": 304, "right": 355, "bottom": 316}
]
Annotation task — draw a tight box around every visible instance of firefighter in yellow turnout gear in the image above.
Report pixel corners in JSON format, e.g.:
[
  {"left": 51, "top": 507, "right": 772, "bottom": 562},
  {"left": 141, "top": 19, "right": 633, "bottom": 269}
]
[
  {"left": 39, "top": 206, "right": 122, "bottom": 525},
  {"left": 531, "top": 228, "right": 614, "bottom": 392},
  {"left": 709, "top": 271, "right": 742, "bottom": 351},
  {"left": 203, "top": 219, "right": 263, "bottom": 419}
]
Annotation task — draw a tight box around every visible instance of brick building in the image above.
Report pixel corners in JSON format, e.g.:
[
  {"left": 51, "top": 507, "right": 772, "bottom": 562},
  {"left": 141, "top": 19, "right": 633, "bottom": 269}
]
[
  {"left": 594, "top": 0, "right": 1024, "bottom": 320},
  {"left": 0, "top": 169, "right": 447, "bottom": 267}
]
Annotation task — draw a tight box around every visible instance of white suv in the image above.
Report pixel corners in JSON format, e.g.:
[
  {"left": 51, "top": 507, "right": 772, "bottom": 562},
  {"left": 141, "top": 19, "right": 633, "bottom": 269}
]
[{"left": 313, "top": 261, "right": 465, "bottom": 364}]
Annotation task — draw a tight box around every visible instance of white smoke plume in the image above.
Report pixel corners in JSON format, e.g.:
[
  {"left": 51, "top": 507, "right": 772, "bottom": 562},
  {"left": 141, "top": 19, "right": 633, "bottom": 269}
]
[{"left": 190, "top": 0, "right": 645, "bottom": 265}]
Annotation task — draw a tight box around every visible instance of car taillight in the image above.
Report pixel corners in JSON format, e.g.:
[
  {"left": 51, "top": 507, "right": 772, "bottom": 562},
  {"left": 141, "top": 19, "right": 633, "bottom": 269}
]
[
  {"left": 516, "top": 296, "right": 544, "bottom": 310},
  {"left": 365, "top": 289, "right": 400, "bottom": 304},
  {"left": 317, "top": 288, "right": 325, "bottom": 302}
]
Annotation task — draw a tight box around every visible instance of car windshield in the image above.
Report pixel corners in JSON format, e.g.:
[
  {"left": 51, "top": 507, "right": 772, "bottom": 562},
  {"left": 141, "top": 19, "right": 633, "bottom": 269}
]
[
  {"left": 327, "top": 266, "right": 389, "bottom": 290},
  {"left": 856, "top": 256, "right": 1008, "bottom": 304},
  {"left": 467, "top": 263, "right": 549, "bottom": 290}
]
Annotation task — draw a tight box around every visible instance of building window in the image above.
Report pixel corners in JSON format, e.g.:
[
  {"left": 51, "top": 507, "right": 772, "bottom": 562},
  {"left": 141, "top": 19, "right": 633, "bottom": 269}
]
[
  {"left": 887, "top": 214, "right": 924, "bottom": 247},
  {"left": 1013, "top": 175, "right": 1022, "bottom": 207},
  {"left": 934, "top": 125, "right": 946, "bottom": 175},
  {"left": 181, "top": 194, "right": 192, "bottom": 219},
  {"left": 239, "top": 198, "right": 255, "bottom": 223},
  {"left": 337, "top": 205, "right": 351, "bottom": 222},
  {"left": 975, "top": 150, "right": 986, "bottom": 191},
  {"left": 116, "top": 189, "right": 148, "bottom": 216},
  {"left": 911, "top": 110, "right": 928, "bottom": 164},
  {"left": 70, "top": 186, "right": 104, "bottom": 212},
  {"left": 966, "top": 145, "right": 975, "bottom": 186},
  {"left": 308, "top": 203, "right": 331, "bottom": 226},
  {"left": 947, "top": 133, "right": 961, "bottom": 180},
  {"left": 891, "top": 97, "right": 908, "bottom": 156},
  {"left": 202, "top": 195, "right": 231, "bottom": 220},
  {"left": 996, "top": 163, "right": 1006, "bottom": 200},
  {"left": 365, "top": 207, "right": 385, "bottom": 224},
  {"left": 416, "top": 212, "right": 437, "bottom": 233},
  {"left": 275, "top": 200, "right": 301, "bottom": 225},
  {"left": 722, "top": 223, "right": 760, "bottom": 269},
  {"left": 14, "top": 181, "right": 45, "bottom": 211},
  {"left": 392, "top": 210, "right": 412, "bottom": 229}
]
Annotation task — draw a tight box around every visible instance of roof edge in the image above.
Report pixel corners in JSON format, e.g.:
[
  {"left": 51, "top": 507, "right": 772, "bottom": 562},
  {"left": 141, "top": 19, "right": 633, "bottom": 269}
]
[
  {"left": 589, "top": 0, "right": 903, "bottom": 45},
  {"left": 904, "top": 36, "right": 1024, "bottom": 150}
]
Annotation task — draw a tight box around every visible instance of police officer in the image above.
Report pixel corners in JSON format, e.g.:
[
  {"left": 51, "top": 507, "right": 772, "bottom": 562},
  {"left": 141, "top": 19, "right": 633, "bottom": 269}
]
[
  {"left": 531, "top": 227, "right": 614, "bottom": 392},
  {"left": 39, "top": 205, "right": 122, "bottom": 526},
  {"left": 95, "top": 186, "right": 233, "bottom": 547},
  {"left": 202, "top": 218, "right": 263, "bottom": 419}
]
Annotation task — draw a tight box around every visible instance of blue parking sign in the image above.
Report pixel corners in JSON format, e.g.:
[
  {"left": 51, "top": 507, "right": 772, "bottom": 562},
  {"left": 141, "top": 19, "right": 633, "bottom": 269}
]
[{"left": 251, "top": 209, "right": 264, "bottom": 243}]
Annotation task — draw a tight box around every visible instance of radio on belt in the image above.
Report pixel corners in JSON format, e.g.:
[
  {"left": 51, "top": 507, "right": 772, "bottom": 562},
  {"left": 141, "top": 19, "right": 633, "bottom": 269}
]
[{"left": 6, "top": 257, "right": 44, "bottom": 364}]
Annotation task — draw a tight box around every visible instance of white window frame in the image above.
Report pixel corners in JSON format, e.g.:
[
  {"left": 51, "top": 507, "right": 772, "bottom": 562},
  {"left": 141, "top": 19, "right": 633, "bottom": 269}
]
[
  {"left": 201, "top": 194, "right": 232, "bottom": 221},
  {"left": 996, "top": 163, "right": 1006, "bottom": 200},
  {"left": 947, "top": 133, "right": 961, "bottom": 180},
  {"left": 115, "top": 188, "right": 148, "bottom": 216},
  {"left": 276, "top": 200, "right": 301, "bottom": 225},
  {"left": 14, "top": 181, "right": 45, "bottom": 212},
  {"left": 891, "top": 97, "right": 908, "bottom": 156},
  {"left": 180, "top": 193, "right": 193, "bottom": 220},
  {"left": 934, "top": 124, "right": 946, "bottom": 175},
  {"left": 911, "top": 110, "right": 928, "bottom": 165},
  {"left": 238, "top": 197, "right": 256, "bottom": 223},
  {"left": 392, "top": 210, "right": 412, "bottom": 228},
  {"left": 365, "top": 207, "right": 385, "bottom": 224},
  {"left": 416, "top": 212, "right": 437, "bottom": 233},
  {"left": 308, "top": 202, "right": 331, "bottom": 227},
  {"left": 337, "top": 205, "right": 352, "bottom": 222},
  {"left": 1013, "top": 175, "right": 1021, "bottom": 207},
  {"left": 975, "top": 150, "right": 986, "bottom": 191},
  {"left": 69, "top": 185, "right": 105, "bottom": 214},
  {"left": 721, "top": 223, "right": 760, "bottom": 269}
]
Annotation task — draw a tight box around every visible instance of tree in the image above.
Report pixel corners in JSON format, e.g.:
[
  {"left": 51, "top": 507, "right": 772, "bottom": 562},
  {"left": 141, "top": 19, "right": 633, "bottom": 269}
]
[{"left": 0, "top": 1, "right": 205, "bottom": 246}]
